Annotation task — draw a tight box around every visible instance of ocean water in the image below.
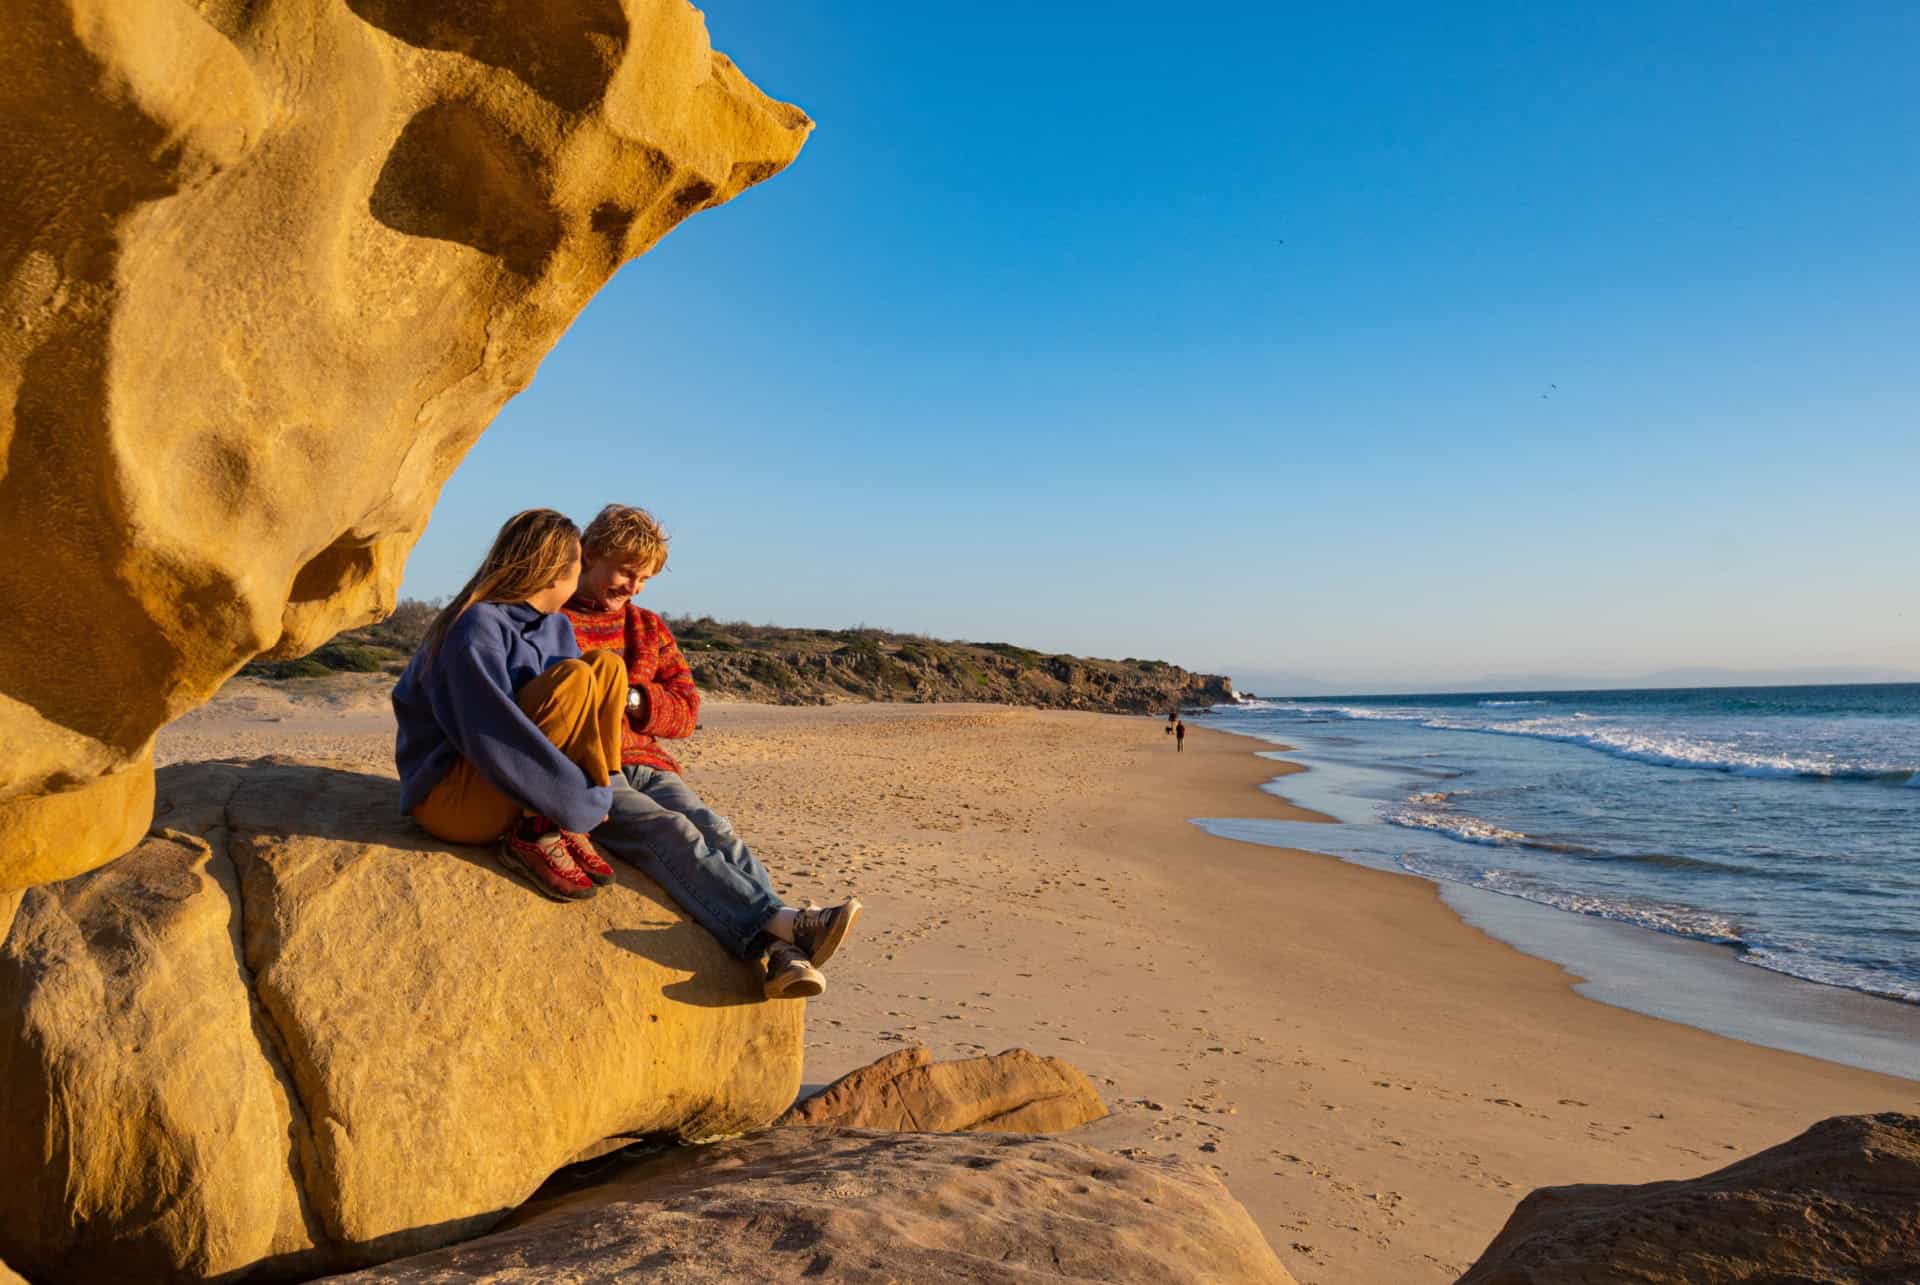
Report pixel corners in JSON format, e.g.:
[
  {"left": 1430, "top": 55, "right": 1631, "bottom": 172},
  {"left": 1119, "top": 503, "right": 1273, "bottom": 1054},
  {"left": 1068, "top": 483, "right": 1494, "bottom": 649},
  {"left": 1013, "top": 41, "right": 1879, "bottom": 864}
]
[{"left": 1196, "top": 685, "right": 1920, "bottom": 1014}]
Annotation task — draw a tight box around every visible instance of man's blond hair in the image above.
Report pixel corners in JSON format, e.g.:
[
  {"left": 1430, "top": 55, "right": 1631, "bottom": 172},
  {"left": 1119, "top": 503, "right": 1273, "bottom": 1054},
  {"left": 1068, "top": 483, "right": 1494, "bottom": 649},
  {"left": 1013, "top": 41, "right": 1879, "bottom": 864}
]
[{"left": 581, "top": 504, "right": 669, "bottom": 574}]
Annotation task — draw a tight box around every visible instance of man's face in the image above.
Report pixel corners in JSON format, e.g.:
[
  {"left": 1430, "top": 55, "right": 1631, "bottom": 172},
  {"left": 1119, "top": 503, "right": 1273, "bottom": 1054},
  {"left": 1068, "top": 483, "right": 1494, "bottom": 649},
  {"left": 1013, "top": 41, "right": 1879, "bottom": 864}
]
[{"left": 579, "top": 555, "right": 654, "bottom": 608}]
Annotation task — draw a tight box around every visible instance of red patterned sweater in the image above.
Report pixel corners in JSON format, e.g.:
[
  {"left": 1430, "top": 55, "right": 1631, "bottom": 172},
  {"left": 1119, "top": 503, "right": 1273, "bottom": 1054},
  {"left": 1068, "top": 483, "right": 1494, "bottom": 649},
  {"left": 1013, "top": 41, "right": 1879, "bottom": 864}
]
[{"left": 562, "top": 601, "right": 699, "bottom": 773}]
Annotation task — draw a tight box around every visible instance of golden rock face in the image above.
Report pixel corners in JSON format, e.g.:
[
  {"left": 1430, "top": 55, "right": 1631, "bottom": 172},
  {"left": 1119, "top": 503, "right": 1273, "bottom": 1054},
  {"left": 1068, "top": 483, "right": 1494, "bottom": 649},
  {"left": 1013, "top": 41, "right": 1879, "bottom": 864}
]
[
  {"left": 311, "top": 1130, "right": 1302, "bottom": 1285},
  {"left": 0, "top": 0, "right": 810, "bottom": 889},
  {"left": 0, "top": 761, "right": 805, "bottom": 1281},
  {"left": 777, "top": 1045, "right": 1112, "bottom": 1133}
]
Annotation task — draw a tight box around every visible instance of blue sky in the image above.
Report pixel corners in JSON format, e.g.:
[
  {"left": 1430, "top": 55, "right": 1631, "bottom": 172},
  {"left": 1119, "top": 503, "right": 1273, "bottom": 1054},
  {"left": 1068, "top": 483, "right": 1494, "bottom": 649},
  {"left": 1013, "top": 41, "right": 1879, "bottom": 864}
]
[{"left": 401, "top": 1, "right": 1919, "bottom": 690}]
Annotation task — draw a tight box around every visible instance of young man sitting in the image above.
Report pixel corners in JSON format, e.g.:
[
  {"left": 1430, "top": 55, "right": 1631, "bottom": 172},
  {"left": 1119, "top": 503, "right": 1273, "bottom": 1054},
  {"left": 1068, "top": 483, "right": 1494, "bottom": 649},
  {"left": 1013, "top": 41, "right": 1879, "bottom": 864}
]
[{"left": 566, "top": 504, "right": 860, "bottom": 998}]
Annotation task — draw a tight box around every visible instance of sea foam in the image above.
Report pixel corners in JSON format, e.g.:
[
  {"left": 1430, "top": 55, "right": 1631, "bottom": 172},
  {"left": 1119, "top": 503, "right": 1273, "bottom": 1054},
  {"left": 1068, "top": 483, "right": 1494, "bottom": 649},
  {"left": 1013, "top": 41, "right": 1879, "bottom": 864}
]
[
  {"left": 1277, "top": 702, "right": 1917, "bottom": 783},
  {"left": 1386, "top": 808, "right": 1528, "bottom": 847}
]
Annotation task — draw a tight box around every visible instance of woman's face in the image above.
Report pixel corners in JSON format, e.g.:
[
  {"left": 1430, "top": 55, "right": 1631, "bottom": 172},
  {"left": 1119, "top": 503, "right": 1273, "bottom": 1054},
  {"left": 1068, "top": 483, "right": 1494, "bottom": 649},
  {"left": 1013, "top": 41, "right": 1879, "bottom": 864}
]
[{"left": 526, "top": 546, "right": 582, "bottom": 614}]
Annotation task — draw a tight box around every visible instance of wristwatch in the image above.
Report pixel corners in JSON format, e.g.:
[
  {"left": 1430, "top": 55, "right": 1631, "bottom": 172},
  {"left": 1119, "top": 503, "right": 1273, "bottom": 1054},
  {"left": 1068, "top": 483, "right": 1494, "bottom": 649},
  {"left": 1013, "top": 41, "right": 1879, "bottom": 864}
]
[{"left": 626, "top": 688, "right": 642, "bottom": 712}]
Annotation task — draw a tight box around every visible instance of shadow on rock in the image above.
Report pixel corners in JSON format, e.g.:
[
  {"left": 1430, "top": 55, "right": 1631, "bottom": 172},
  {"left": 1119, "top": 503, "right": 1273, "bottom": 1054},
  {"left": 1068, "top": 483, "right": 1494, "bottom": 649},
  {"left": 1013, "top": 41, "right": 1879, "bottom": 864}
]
[
  {"left": 603, "top": 927, "right": 766, "bottom": 1008},
  {"left": 346, "top": 0, "right": 628, "bottom": 114},
  {"left": 313, "top": 1128, "right": 1299, "bottom": 1284}
]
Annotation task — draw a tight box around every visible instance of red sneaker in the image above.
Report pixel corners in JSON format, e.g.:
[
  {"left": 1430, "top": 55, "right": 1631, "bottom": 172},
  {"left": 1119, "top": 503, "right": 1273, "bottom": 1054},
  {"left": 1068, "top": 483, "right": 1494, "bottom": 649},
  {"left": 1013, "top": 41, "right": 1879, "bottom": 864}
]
[
  {"left": 559, "top": 830, "right": 615, "bottom": 885},
  {"left": 499, "top": 819, "right": 595, "bottom": 901}
]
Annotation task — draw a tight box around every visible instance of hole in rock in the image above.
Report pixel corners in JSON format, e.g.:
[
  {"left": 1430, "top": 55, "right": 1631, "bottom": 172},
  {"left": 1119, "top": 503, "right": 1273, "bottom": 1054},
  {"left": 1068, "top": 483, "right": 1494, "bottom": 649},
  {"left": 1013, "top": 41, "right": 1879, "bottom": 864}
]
[
  {"left": 289, "top": 535, "right": 378, "bottom": 605},
  {"left": 346, "top": 0, "right": 627, "bottom": 114},
  {"left": 371, "top": 101, "right": 562, "bottom": 277}
]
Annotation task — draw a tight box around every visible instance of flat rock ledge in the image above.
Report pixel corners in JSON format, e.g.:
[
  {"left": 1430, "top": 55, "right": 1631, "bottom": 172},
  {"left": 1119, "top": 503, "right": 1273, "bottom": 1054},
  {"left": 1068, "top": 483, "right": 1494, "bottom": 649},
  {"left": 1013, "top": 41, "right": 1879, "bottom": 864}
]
[
  {"left": 1460, "top": 1112, "right": 1920, "bottom": 1284},
  {"left": 0, "top": 759, "right": 803, "bottom": 1282},
  {"left": 316, "top": 1127, "right": 1299, "bottom": 1284},
  {"left": 778, "top": 1044, "right": 1108, "bottom": 1132}
]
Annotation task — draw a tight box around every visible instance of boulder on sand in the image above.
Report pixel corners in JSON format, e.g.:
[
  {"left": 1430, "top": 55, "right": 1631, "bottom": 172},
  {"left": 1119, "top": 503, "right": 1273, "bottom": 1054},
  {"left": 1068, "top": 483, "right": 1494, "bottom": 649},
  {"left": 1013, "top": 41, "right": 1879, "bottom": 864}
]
[
  {"left": 0, "top": 760, "right": 803, "bottom": 1282},
  {"left": 0, "top": 0, "right": 810, "bottom": 890},
  {"left": 1459, "top": 1112, "right": 1920, "bottom": 1284},
  {"left": 315, "top": 1127, "right": 1300, "bottom": 1284},
  {"left": 777, "top": 1045, "right": 1109, "bottom": 1133}
]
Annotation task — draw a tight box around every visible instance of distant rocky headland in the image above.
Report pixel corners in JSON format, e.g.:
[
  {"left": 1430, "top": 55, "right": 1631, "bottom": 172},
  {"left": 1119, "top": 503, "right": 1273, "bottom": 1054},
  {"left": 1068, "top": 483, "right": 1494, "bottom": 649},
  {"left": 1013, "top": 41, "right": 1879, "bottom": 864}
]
[{"left": 244, "top": 602, "right": 1239, "bottom": 715}]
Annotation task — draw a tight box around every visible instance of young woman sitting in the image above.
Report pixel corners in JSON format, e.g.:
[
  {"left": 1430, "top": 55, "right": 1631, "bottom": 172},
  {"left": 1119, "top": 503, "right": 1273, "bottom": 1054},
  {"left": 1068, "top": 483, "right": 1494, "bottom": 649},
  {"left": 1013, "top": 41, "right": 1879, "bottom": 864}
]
[{"left": 392, "top": 508, "right": 625, "bottom": 899}]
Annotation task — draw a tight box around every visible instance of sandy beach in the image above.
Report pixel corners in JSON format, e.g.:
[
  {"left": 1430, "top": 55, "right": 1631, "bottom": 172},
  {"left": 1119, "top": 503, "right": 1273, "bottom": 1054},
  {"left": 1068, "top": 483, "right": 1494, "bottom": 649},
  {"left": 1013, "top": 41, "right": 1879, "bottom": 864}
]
[{"left": 157, "top": 690, "right": 1918, "bottom": 1283}]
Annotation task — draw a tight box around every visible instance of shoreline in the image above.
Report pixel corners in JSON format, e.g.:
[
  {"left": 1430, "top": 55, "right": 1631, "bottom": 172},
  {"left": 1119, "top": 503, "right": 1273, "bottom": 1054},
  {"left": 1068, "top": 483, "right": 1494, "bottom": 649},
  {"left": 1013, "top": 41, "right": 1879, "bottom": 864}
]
[
  {"left": 1196, "top": 727, "right": 1920, "bottom": 1082},
  {"left": 686, "top": 707, "right": 1915, "bottom": 1282}
]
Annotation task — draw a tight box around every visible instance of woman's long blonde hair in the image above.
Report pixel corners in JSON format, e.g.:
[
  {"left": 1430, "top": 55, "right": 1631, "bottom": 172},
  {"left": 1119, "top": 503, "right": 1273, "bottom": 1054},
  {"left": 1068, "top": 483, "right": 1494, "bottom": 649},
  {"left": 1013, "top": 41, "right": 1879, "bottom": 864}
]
[{"left": 420, "top": 508, "right": 581, "bottom": 668}]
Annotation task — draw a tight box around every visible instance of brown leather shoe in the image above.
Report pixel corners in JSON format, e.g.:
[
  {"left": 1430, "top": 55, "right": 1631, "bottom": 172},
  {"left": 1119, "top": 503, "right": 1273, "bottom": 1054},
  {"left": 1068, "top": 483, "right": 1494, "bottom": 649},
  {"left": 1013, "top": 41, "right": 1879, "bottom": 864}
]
[
  {"left": 764, "top": 942, "right": 825, "bottom": 999},
  {"left": 791, "top": 897, "right": 862, "bottom": 968}
]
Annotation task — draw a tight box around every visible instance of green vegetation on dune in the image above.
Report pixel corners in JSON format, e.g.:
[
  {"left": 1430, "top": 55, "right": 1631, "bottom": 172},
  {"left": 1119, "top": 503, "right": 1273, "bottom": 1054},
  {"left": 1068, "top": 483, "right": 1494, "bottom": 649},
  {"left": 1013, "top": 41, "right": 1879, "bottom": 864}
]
[{"left": 242, "top": 601, "right": 1236, "bottom": 714}]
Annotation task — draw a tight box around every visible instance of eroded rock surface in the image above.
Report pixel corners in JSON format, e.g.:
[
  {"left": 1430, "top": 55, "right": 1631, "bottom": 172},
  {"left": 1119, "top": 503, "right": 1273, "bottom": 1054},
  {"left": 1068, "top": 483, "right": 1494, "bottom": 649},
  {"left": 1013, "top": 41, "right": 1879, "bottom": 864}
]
[
  {"left": 0, "top": 0, "right": 810, "bottom": 889},
  {"left": 778, "top": 1045, "right": 1109, "bottom": 1133},
  {"left": 0, "top": 760, "right": 803, "bottom": 1281},
  {"left": 316, "top": 1128, "right": 1299, "bottom": 1284},
  {"left": 1460, "top": 1112, "right": 1920, "bottom": 1284}
]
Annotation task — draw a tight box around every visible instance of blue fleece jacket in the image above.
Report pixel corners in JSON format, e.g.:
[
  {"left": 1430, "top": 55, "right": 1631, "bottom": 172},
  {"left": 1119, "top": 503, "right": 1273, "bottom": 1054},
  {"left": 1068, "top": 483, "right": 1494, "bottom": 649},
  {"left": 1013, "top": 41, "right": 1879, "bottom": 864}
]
[{"left": 392, "top": 601, "right": 613, "bottom": 833}]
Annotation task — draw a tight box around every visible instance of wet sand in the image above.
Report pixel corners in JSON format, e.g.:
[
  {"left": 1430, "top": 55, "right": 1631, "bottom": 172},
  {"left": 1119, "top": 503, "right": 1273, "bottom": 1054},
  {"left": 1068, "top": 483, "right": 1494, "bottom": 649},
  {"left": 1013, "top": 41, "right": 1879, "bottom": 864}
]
[{"left": 156, "top": 691, "right": 1919, "bottom": 1283}]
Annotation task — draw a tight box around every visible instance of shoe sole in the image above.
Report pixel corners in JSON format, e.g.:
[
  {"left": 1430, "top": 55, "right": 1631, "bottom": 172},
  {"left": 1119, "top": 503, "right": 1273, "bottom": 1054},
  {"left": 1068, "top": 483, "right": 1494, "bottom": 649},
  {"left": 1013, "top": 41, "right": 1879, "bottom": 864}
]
[
  {"left": 803, "top": 898, "right": 862, "bottom": 968},
  {"left": 497, "top": 844, "right": 595, "bottom": 902},
  {"left": 765, "top": 968, "right": 825, "bottom": 1000}
]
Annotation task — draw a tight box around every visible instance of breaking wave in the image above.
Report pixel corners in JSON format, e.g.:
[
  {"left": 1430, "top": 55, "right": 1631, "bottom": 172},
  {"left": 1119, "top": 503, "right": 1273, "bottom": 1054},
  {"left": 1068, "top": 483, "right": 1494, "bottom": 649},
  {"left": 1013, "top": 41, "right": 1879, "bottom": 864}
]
[
  {"left": 1398, "top": 854, "right": 1746, "bottom": 945},
  {"left": 1272, "top": 704, "right": 1917, "bottom": 784}
]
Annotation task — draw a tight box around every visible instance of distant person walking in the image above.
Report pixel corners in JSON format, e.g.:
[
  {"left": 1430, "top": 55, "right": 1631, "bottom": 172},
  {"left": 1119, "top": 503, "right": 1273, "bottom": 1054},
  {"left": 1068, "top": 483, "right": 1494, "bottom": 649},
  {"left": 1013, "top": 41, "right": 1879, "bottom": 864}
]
[
  {"left": 1166, "top": 710, "right": 1176, "bottom": 736},
  {"left": 1175, "top": 718, "right": 1186, "bottom": 752}
]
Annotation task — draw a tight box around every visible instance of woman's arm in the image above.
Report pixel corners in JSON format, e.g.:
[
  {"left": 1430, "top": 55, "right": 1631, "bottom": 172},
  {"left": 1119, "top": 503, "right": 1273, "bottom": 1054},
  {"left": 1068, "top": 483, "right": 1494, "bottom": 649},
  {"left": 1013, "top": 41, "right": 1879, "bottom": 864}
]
[{"left": 429, "top": 618, "right": 612, "bottom": 831}]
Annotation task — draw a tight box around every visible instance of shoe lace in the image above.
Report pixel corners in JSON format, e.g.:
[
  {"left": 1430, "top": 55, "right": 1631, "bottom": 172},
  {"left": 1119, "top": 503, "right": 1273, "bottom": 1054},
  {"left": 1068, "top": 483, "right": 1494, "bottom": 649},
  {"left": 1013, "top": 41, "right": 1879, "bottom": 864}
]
[{"left": 532, "top": 829, "right": 579, "bottom": 871}]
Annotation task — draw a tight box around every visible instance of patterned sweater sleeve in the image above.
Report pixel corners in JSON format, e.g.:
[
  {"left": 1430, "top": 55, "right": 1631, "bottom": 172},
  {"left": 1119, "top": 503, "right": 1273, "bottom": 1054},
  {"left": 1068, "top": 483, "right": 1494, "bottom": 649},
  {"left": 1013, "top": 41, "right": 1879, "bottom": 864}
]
[{"left": 631, "top": 609, "right": 701, "bottom": 739}]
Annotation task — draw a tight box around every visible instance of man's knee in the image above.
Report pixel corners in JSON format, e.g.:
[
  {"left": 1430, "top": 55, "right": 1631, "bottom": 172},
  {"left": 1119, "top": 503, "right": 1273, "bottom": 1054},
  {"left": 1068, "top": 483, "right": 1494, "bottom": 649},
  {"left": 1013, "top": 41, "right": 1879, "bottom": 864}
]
[
  {"left": 605, "top": 806, "right": 705, "bottom": 853},
  {"left": 662, "top": 813, "right": 707, "bottom": 849}
]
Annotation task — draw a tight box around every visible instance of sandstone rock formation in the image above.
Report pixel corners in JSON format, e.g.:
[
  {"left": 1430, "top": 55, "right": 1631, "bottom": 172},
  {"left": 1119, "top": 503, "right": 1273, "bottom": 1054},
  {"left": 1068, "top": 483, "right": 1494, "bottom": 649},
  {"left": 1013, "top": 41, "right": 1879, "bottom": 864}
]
[
  {"left": 0, "top": 759, "right": 804, "bottom": 1281},
  {"left": 777, "top": 1045, "right": 1109, "bottom": 1134},
  {"left": 0, "top": 0, "right": 810, "bottom": 890},
  {"left": 317, "top": 1128, "right": 1300, "bottom": 1284},
  {"left": 1459, "top": 1112, "right": 1920, "bottom": 1284}
]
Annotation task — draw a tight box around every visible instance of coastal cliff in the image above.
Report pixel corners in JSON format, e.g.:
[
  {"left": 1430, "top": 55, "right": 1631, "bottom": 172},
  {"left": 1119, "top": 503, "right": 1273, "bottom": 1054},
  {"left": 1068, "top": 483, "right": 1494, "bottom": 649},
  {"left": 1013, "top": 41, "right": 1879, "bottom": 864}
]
[
  {"left": 674, "top": 620, "right": 1237, "bottom": 712},
  {"left": 248, "top": 609, "right": 1239, "bottom": 715}
]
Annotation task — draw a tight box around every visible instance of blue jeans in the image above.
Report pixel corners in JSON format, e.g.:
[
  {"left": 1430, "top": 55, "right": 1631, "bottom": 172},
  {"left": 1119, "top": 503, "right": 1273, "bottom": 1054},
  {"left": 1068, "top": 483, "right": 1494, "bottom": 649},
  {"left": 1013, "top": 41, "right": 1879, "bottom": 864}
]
[{"left": 591, "top": 765, "right": 785, "bottom": 960}]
